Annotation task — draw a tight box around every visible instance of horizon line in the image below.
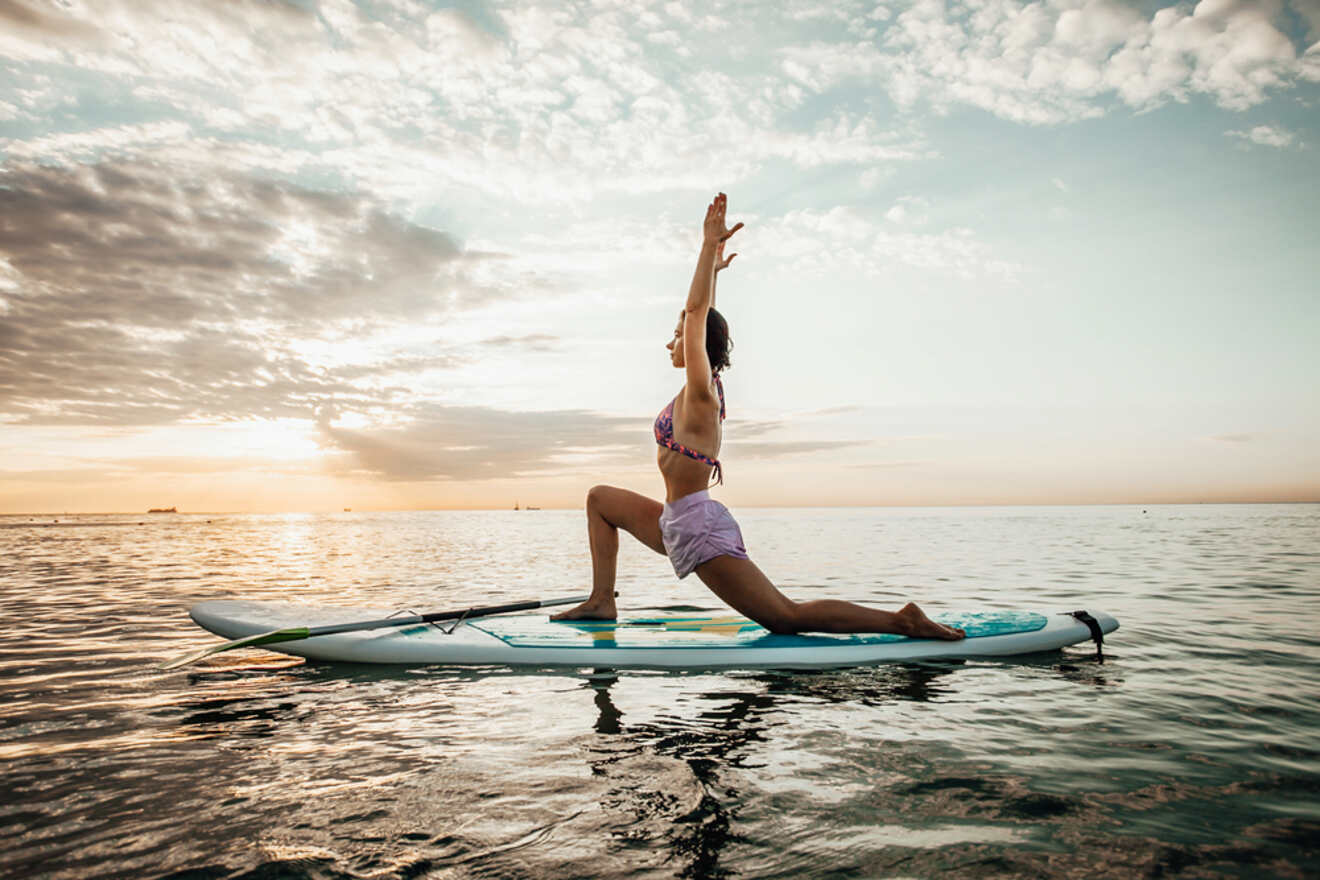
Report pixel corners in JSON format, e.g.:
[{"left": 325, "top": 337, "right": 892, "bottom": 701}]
[{"left": 4, "top": 499, "right": 1319, "bottom": 517}]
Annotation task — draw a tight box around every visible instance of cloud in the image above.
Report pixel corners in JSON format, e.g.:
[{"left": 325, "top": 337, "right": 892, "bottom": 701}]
[
  {"left": 6, "top": 0, "right": 1306, "bottom": 230},
  {"left": 1225, "top": 123, "right": 1302, "bottom": 147},
  {"left": 0, "top": 159, "right": 495, "bottom": 426},
  {"left": 480, "top": 334, "right": 561, "bottom": 352},
  {"left": 1, "top": 122, "right": 197, "bottom": 162},
  {"left": 317, "top": 404, "right": 641, "bottom": 480},
  {"left": 726, "top": 439, "right": 866, "bottom": 458},
  {"left": 2, "top": 0, "right": 1315, "bottom": 210},
  {"left": 0, "top": 455, "right": 317, "bottom": 481},
  {"left": 759, "top": 207, "right": 1021, "bottom": 281},
  {"left": 885, "top": 195, "right": 930, "bottom": 225},
  {"left": 313, "top": 403, "right": 873, "bottom": 481},
  {"left": 783, "top": 0, "right": 1316, "bottom": 124},
  {"left": 0, "top": 0, "right": 931, "bottom": 203},
  {"left": 0, "top": 0, "right": 104, "bottom": 55},
  {"left": 805, "top": 405, "right": 865, "bottom": 417}
]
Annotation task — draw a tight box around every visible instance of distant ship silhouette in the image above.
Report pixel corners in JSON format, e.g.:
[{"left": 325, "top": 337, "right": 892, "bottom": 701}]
[{"left": 147, "top": 506, "right": 177, "bottom": 514}]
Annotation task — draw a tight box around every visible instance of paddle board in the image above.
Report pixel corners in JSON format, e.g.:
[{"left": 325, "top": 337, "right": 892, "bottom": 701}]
[{"left": 187, "top": 600, "right": 1118, "bottom": 669}]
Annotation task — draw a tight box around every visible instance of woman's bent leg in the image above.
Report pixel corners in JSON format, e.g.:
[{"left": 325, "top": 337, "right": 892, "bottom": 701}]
[
  {"left": 552, "top": 485, "right": 666, "bottom": 621},
  {"left": 694, "top": 555, "right": 964, "bottom": 639}
]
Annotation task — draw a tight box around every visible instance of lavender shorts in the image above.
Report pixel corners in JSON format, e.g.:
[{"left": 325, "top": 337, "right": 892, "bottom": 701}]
[{"left": 659, "top": 490, "right": 749, "bottom": 579}]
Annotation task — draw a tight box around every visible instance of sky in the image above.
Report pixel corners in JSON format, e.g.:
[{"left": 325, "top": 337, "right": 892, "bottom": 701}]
[{"left": 0, "top": 0, "right": 1317, "bottom": 513}]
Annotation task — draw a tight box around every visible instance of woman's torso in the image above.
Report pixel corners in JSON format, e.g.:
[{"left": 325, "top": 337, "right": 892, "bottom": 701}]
[{"left": 655, "top": 378, "right": 724, "bottom": 503}]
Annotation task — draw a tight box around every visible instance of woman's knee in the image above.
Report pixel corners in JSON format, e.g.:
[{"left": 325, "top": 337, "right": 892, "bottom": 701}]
[{"left": 585, "top": 484, "right": 615, "bottom": 513}]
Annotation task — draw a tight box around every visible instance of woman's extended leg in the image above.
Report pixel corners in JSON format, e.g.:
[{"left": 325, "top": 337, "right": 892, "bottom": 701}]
[
  {"left": 694, "top": 555, "right": 964, "bottom": 639},
  {"left": 552, "top": 485, "right": 666, "bottom": 620}
]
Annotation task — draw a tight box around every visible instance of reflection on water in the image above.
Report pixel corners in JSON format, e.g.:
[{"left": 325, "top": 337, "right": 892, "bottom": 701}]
[
  {"left": 582, "top": 664, "right": 944, "bottom": 879},
  {"left": 1, "top": 505, "right": 1318, "bottom": 878},
  {"left": 574, "top": 656, "right": 1124, "bottom": 880}
]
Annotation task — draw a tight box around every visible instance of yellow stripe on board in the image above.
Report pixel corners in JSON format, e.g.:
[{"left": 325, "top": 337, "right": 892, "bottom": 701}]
[
  {"left": 661, "top": 623, "right": 760, "bottom": 635},
  {"left": 549, "top": 615, "right": 764, "bottom": 643}
]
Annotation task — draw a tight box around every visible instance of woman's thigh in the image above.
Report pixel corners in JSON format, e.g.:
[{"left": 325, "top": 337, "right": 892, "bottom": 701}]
[
  {"left": 589, "top": 485, "right": 666, "bottom": 555},
  {"left": 693, "top": 555, "right": 798, "bottom": 633}
]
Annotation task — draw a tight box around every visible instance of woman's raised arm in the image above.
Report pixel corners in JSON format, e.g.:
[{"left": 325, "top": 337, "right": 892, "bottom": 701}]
[{"left": 682, "top": 193, "right": 742, "bottom": 395}]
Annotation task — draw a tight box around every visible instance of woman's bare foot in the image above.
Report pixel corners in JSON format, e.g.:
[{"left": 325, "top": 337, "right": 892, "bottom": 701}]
[
  {"left": 551, "top": 599, "right": 617, "bottom": 621},
  {"left": 897, "top": 602, "right": 965, "bottom": 640}
]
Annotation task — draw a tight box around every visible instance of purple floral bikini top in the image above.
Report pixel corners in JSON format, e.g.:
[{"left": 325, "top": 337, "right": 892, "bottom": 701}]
[{"left": 654, "top": 373, "right": 726, "bottom": 485}]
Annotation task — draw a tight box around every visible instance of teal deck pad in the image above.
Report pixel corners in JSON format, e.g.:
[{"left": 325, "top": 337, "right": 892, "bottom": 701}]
[{"left": 469, "top": 611, "right": 1048, "bottom": 650}]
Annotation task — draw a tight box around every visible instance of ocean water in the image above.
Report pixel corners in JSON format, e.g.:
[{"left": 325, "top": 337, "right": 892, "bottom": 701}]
[{"left": 1, "top": 504, "right": 1317, "bottom": 879}]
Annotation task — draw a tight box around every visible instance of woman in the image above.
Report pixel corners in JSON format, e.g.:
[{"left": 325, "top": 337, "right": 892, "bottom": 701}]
[{"left": 554, "top": 193, "right": 964, "bottom": 641}]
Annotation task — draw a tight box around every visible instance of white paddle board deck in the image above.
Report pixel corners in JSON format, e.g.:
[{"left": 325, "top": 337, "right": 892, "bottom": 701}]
[{"left": 188, "top": 600, "right": 1118, "bottom": 669}]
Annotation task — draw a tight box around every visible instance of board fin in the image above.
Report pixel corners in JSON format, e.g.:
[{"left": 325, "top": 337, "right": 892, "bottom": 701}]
[{"left": 1068, "top": 611, "right": 1104, "bottom": 662}]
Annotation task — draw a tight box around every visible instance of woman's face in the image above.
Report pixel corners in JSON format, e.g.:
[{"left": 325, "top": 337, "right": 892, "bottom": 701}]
[{"left": 666, "top": 311, "right": 684, "bottom": 368}]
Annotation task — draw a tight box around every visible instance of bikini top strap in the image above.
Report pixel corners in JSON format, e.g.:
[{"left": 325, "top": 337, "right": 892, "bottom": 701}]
[{"left": 714, "top": 372, "right": 725, "bottom": 421}]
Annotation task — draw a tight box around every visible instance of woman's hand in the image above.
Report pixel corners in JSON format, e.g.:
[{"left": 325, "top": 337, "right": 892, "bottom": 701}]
[
  {"left": 703, "top": 192, "right": 743, "bottom": 247},
  {"left": 714, "top": 239, "right": 737, "bottom": 275}
]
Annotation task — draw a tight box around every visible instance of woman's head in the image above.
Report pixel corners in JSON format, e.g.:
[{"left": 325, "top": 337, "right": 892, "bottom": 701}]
[{"left": 667, "top": 308, "right": 733, "bottom": 374}]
